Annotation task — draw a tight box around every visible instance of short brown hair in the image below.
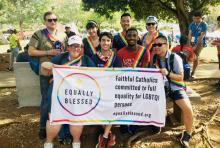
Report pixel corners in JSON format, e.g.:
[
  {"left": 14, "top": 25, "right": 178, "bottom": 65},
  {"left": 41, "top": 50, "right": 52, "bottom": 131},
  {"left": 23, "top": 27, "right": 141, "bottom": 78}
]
[{"left": 43, "top": 11, "right": 55, "bottom": 21}]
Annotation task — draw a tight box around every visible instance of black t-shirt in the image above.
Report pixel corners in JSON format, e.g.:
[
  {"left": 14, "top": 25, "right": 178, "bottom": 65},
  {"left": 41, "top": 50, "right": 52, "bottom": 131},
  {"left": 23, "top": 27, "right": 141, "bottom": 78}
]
[{"left": 91, "top": 52, "right": 122, "bottom": 68}]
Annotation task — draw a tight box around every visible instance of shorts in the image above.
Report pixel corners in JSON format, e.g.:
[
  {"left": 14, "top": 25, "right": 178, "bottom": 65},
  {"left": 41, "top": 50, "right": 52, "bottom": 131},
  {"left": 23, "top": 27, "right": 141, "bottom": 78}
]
[
  {"left": 191, "top": 43, "right": 203, "bottom": 57},
  {"left": 168, "top": 89, "right": 188, "bottom": 101}
]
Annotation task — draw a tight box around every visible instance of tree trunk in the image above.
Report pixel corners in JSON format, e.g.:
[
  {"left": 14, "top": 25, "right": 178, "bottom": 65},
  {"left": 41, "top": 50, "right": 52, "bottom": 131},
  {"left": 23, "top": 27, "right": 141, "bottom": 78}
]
[
  {"left": 177, "top": 14, "right": 189, "bottom": 36},
  {"left": 19, "top": 20, "right": 24, "bottom": 40},
  {"left": 175, "top": 0, "right": 190, "bottom": 36}
]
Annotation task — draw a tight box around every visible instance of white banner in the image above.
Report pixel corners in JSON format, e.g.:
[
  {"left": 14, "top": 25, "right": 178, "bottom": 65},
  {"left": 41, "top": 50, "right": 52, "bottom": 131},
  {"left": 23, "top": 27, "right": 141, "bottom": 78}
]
[{"left": 50, "top": 66, "right": 166, "bottom": 127}]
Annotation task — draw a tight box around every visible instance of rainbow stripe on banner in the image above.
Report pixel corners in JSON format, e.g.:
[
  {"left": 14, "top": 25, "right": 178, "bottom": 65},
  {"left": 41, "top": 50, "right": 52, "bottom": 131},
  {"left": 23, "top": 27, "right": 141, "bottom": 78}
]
[
  {"left": 104, "top": 52, "right": 116, "bottom": 67},
  {"left": 119, "top": 32, "right": 128, "bottom": 46},
  {"left": 53, "top": 65, "right": 161, "bottom": 73},
  {"left": 133, "top": 46, "right": 146, "bottom": 67},
  {"left": 87, "top": 36, "right": 97, "bottom": 55},
  {"left": 52, "top": 119, "right": 164, "bottom": 125}
]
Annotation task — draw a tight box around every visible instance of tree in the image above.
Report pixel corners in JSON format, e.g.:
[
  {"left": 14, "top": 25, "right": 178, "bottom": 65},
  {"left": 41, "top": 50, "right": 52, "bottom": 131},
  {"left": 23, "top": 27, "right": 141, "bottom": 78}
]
[
  {"left": 0, "top": 0, "right": 48, "bottom": 31},
  {"left": 82, "top": 0, "right": 220, "bottom": 35}
]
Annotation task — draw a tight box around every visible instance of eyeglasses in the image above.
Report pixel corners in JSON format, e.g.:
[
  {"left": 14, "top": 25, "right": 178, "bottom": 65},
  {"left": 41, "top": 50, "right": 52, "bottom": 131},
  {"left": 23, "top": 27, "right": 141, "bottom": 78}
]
[
  {"left": 46, "top": 18, "right": 57, "bottom": 23},
  {"left": 147, "top": 23, "right": 156, "bottom": 26},
  {"left": 68, "top": 45, "right": 81, "bottom": 51},
  {"left": 152, "top": 43, "right": 167, "bottom": 47}
]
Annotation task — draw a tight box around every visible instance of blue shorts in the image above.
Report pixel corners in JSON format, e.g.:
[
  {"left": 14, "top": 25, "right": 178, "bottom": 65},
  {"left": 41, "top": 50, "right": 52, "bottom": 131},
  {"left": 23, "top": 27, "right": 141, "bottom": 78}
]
[{"left": 169, "top": 89, "right": 188, "bottom": 101}]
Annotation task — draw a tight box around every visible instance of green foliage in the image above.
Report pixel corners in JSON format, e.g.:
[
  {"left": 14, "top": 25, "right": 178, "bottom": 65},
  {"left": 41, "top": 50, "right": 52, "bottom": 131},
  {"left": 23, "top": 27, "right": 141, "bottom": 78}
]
[
  {"left": 82, "top": 0, "right": 220, "bottom": 35},
  {"left": 82, "top": 0, "right": 220, "bottom": 20},
  {"left": 0, "top": 0, "right": 48, "bottom": 30}
]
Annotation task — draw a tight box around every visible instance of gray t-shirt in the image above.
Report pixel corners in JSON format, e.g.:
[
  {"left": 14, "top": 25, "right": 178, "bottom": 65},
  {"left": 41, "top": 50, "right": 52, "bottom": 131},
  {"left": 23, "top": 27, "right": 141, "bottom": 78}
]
[{"left": 150, "top": 50, "right": 184, "bottom": 91}]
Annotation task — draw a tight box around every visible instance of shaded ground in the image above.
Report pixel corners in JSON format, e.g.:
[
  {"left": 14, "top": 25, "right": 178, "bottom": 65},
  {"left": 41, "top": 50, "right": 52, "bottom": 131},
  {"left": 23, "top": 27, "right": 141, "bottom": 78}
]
[{"left": 0, "top": 80, "right": 220, "bottom": 148}]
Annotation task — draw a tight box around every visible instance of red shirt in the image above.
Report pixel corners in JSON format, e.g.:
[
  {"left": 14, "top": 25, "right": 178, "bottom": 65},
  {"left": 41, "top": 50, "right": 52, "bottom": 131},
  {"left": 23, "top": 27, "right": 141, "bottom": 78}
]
[
  {"left": 117, "top": 45, "right": 150, "bottom": 67},
  {"left": 216, "top": 38, "right": 220, "bottom": 55},
  {"left": 172, "top": 45, "right": 194, "bottom": 61}
]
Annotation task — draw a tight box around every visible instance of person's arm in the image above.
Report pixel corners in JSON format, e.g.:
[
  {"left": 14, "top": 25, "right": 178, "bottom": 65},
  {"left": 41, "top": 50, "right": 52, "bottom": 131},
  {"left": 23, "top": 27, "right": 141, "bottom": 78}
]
[
  {"left": 211, "top": 40, "right": 220, "bottom": 46},
  {"left": 28, "top": 46, "right": 60, "bottom": 57},
  {"left": 193, "top": 32, "right": 206, "bottom": 50},
  {"left": 160, "top": 68, "right": 184, "bottom": 81},
  {"left": 194, "top": 22, "right": 208, "bottom": 49},
  {"left": 161, "top": 54, "right": 184, "bottom": 81},
  {"left": 41, "top": 62, "right": 53, "bottom": 76},
  {"left": 187, "top": 30, "right": 192, "bottom": 47}
]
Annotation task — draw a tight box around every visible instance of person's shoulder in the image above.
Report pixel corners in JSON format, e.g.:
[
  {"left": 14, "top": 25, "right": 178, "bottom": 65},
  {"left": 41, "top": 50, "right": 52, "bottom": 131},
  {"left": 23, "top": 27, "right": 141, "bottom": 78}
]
[
  {"left": 201, "top": 21, "right": 208, "bottom": 29},
  {"left": 158, "top": 31, "right": 164, "bottom": 36},
  {"left": 34, "top": 29, "right": 44, "bottom": 35},
  {"left": 117, "top": 46, "right": 126, "bottom": 54},
  {"left": 83, "top": 37, "right": 88, "bottom": 42},
  {"left": 113, "top": 33, "right": 120, "bottom": 39},
  {"left": 31, "top": 29, "right": 44, "bottom": 38},
  {"left": 202, "top": 21, "right": 208, "bottom": 25},
  {"left": 82, "top": 55, "right": 96, "bottom": 67},
  {"left": 188, "top": 22, "right": 194, "bottom": 28},
  {"left": 183, "top": 45, "right": 192, "bottom": 51},
  {"left": 55, "top": 52, "right": 68, "bottom": 59},
  {"left": 171, "top": 52, "right": 182, "bottom": 62},
  {"left": 114, "top": 32, "right": 120, "bottom": 37},
  {"left": 172, "top": 45, "right": 180, "bottom": 51}
]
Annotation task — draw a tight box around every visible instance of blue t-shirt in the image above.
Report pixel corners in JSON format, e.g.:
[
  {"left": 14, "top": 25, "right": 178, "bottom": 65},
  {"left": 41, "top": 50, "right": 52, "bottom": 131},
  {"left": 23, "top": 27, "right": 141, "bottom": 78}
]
[
  {"left": 91, "top": 52, "right": 122, "bottom": 68},
  {"left": 189, "top": 21, "right": 208, "bottom": 46},
  {"left": 51, "top": 52, "right": 95, "bottom": 67},
  {"left": 112, "top": 33, "right": 127, "bottom": 51}
]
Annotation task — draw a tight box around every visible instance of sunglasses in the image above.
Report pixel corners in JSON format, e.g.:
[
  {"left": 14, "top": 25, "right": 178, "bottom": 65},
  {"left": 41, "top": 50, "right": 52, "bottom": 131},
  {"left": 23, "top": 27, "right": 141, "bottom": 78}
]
[
  {"left": 46, "top": 18, "right": 57, "bottom": 23},
  {"left": 147, "top": 23, "right": 156, "bottom": 26},
  {"left": 153, "top": 43, "right": 166, "bottom": 47}
]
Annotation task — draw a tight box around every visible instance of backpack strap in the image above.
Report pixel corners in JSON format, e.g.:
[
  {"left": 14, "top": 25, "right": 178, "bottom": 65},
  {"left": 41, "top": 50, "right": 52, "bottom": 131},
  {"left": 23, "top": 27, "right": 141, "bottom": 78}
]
[
  {"left": 167, "top": 53, "right": 187, "bottom": 90},
  {"left": 169, "top": 53, "right": 175, "bottom": 72}
]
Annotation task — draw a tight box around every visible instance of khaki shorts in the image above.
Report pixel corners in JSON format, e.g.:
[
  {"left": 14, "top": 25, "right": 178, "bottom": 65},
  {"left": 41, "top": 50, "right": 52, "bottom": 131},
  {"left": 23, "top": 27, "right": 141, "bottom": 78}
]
[{"left": 192, "top": 43, "right": 203, "bottom": 57}]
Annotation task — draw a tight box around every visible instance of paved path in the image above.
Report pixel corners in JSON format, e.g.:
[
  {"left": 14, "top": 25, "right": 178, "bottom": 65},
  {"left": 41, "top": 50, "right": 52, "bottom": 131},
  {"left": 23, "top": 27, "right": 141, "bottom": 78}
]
[{"left": 0, "top": 71, "right": 15, "bottom": 88}]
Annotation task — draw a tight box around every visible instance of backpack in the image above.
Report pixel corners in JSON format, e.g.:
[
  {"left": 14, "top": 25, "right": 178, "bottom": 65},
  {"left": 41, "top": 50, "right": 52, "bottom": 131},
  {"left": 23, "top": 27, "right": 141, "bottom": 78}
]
[
  {"left": 28, "top": 29, "right": 54, "bottom": 75},
  {"left": 152, "top": 52, "right": 189, "bottom": 84},
  {"left": 29, "top": 56, "right": 39, "bottom": 75},
  {"left": 172, "top": 49, "right": 190, "bottom": 80},
  {"left": 152, "top": 53, "right": 187, "bottom": 95}
]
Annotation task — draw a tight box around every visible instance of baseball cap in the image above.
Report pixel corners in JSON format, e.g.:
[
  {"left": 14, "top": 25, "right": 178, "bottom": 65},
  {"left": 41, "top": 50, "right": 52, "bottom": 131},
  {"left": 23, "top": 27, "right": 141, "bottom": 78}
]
[
  {"left": 68, "top": 35, "right": 82, "bottom": 45},
  {"left": 146, "top": 16, "right": 158, "bottom": 24},
  {"left": 8, "top": 26, "right": 15, "bottom": 31},
  {"left": 65, "top": 24, "right": 71, "bottom": 28}
]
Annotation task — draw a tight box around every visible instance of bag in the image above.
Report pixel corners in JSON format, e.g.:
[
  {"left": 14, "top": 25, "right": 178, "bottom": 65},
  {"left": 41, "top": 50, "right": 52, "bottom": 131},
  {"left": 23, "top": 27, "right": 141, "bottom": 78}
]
[
  {"left": 29, "top": 56, "right": 39, "bottom": 75},
  {"left": 173, "top": 51, "right": 190, "bottom": 80}
]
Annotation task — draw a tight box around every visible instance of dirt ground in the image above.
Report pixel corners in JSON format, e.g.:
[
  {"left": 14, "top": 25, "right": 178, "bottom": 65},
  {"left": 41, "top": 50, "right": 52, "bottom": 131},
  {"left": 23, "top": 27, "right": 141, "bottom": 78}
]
[{"left": 0, "top": 80, "right": 220, "bottom": 148}]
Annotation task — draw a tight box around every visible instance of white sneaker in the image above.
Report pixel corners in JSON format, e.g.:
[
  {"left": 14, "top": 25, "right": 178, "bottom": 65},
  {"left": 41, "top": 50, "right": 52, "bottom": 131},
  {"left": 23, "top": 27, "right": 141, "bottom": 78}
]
[
  {"left": 72, "top": 142, "right": 81, "bottom": 148},
  {"left": 44, "top": 142, "right": 53, "bottom": 148}
]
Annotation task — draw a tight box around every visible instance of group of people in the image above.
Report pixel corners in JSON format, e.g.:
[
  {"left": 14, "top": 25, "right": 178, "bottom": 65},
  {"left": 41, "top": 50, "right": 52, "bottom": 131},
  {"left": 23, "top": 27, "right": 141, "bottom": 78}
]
[{"left": 25, "top": 10, "right": 220, "bottom": 148}]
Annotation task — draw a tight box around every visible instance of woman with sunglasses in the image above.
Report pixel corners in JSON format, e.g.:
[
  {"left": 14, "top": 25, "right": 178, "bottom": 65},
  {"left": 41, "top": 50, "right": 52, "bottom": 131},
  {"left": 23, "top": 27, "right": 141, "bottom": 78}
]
[
  {"left": 91, "top": 32, "right": 121, "bottom": 148},
  {"left": 142, "top": 16, "right": 168, "bottom": 62},
  {"left": 41, "top": 35, "right": 95, "bottom": 148},
  {"left": 83, "top": 20, "right": 101, "bottom": 58}
]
